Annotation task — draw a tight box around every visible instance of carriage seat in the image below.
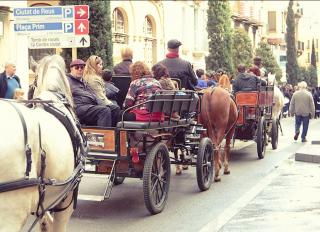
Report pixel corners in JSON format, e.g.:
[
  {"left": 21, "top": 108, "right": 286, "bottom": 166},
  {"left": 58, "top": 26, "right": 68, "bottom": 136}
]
[
  {"left": 235, "top": 91, "right": 259, "bottom": 106},
  {"left": 117, "top": 91, "right": 199, "bottom": 130}
]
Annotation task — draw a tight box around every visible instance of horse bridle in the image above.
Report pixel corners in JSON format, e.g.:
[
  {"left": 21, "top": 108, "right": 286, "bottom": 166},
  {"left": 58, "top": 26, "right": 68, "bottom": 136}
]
[{"left": 0, "top": 99, "right": 85, "bottom": 231}]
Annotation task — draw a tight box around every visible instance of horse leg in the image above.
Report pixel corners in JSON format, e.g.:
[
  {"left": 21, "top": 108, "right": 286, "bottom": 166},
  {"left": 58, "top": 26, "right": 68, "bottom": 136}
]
[
  {"left": 214, "top": 148, "right": 222, "bottom": 182},
  {"left": 223, "top": 138, "right": 232, "bottom": 175},
  {"left": 52, "top": 193, "right": 74, "bottom": 232},
  {"left": 39, "top": 212, "right": 53, "bottom": 232}
]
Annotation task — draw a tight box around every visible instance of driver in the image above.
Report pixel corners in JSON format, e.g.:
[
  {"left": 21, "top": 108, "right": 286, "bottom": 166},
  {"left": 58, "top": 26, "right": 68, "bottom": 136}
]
[{"left": 233, "top": 64, "right": 266, "bottom": 94}]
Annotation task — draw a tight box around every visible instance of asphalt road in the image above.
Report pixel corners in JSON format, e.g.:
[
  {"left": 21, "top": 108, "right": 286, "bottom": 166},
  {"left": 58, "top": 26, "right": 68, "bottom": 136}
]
[{"left": 22, "top": 117, "right": 318, "bottom": 232}]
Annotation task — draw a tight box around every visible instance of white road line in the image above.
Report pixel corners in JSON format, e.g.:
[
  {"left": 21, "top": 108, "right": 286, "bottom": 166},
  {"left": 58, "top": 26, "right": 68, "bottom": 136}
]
[{"left": 199, "top": 164, "right": 282, "bottom": 232}]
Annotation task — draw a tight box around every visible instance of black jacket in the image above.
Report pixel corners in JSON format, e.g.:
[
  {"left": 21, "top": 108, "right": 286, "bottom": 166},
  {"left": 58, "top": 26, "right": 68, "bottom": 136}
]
[
  {"left": 0, "top": 71, "right": 21, "bottom": 98},
  {"left": 113, "top": 60, "right": 132, "bottom": 75},
  {"left": 67, "top": 74, "right": 103, "bottom": 117},
  {"left": 157, "top": 57, "right": 198, "bottom": 90},
  {"left": 233, "top": 73, "right": 266, "bottom": 93}
]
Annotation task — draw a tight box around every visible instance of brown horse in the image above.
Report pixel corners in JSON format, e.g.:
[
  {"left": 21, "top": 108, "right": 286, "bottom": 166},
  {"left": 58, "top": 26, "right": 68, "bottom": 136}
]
[
  {"left": 199, "top": 80, "right": 238, "bottom": 181},
  {"left": 218, "top": 74, "right": 232, "bottom": 92}
]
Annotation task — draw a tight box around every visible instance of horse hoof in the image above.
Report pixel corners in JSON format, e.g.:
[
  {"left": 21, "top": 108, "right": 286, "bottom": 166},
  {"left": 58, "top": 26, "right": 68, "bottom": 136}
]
[
  {"left": 224, "top": 170, "right": 230, "bottom": 175},
  {"left": 176, "top": 170, "right": 182, "bottom": 175},
  {"left": 182, "top": 165, "right": 189, "bottom": 170},
  {"left": 214, "top": 177, "right": 221, "bottom": 182}
]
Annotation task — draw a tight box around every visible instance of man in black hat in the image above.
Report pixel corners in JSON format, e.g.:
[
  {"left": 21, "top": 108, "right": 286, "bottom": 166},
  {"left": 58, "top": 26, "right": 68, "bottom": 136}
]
[
  {"left": 67, "top": 59, "right": 114, "bottom": 127},
  {"left": 156, "top": 39, "right": 197, "bottom": 90}
]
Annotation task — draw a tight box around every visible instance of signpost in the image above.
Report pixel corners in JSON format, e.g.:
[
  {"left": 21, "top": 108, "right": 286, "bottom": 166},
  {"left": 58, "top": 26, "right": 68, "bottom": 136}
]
[
  {"left": 28, "top": 35, "right": 90, "bottom": 49},
  {"left": 13, "top": 5, "right": 90, "bottom": 48}
]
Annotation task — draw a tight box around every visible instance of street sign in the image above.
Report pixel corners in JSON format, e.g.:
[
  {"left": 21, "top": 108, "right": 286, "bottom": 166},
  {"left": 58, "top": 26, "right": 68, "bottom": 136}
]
[
  {"left": 74, "top": 5, "right": 89, "bottom": 19},
  {"left": 28, "top": 35, "right": 90, "bottom": 49},
  {"left": 14, "top": 5, "right": 89, "bottom": 22},
  {"left": 14, "top": 19, "right": 89, "bottom": 35},
  {"left": 75, "top": 20, "right": 89, "bottom": 34}
]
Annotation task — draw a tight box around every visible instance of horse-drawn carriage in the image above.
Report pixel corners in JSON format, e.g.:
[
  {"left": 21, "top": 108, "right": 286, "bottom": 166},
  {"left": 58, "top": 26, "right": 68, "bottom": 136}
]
[
  {"left": 81, "top": 76, "right": 214, "bottom": 214},
  {"left": 233, "top": 84, "right": 279, "bottom": 159}
]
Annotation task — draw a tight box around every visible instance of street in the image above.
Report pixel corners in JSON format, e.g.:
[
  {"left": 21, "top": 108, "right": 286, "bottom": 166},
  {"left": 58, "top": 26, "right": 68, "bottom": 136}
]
[{"left": 60, "top": 117, "right": 317, "bottom": 232}]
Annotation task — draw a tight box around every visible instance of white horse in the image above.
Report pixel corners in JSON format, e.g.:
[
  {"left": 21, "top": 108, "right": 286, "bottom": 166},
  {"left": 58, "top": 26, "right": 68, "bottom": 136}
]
[
  {"left": 0, "top": 55, "right": 82, "bottom": 232},
  {"left": 267, "top": 73, "right": 285, "bottom": 120}
]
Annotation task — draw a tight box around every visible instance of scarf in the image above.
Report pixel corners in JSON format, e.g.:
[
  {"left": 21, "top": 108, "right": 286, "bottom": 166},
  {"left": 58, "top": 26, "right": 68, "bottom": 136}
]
[{"left": 166, "top": 52, "right": 179, "bottom": 58}]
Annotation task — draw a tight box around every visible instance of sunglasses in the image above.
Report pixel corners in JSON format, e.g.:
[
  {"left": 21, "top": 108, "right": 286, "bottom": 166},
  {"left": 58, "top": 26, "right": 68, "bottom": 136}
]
[{"left": 74, "top": 65, "right": 85, "bottom": 70}]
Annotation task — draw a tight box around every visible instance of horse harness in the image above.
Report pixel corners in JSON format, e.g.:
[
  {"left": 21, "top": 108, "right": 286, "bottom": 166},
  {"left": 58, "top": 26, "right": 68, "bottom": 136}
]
[{"left": 0, "top": 98, "right": 87, "bottom": 231}]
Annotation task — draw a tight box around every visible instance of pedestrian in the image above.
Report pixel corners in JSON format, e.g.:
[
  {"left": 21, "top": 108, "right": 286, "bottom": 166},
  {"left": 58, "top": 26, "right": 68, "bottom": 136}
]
[
  {"left": 156, "top": 39, "right": 198, "bottom": 90},
  {"left": 289, "top": 81, "right": 315, "bottom": 142},
  {"left": 0, "top": 62, "right": 22, "bottom": 99},
  {"left": 113, "top": 47, "right": 133, "bottom": 75}
]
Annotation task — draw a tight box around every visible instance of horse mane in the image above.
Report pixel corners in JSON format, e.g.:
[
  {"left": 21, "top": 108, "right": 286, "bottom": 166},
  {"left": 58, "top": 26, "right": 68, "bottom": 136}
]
[
  {"left": 218, "top": 74, "right": 231, "bottom": 91},
  {"left": 34, "top": 55, "right": 73, "bottom": 107}
]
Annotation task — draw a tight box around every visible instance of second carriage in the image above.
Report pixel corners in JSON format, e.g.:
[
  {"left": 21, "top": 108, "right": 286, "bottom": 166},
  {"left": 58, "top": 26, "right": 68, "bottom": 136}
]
[{"left": 233, "top": 84, "right": 279, "bottom": 159}]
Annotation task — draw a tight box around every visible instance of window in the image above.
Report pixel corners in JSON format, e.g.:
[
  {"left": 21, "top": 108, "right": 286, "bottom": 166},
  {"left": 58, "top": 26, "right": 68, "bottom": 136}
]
[
  {"left": 143, "top": 16, "right": 153, "bottom": 37},
  {"left": 268, "top": 11, "right": 276, "bottom": 32},
  {"left": 307, "top": 40, "right": 310, "bottom": 49},
  {"left": 113, "top": 8, "right": 125, "bottom": 33},
  {"left": 316, "top": 39, "right": 319, "bottom": 49},
  {"left": 280, "top": 55, "right": 287, "bottom": 62},
  {"left": 143, "top": 16, "right": 156, "bottom": 67},
  {"left": 316, "top": 52, "right": 319, "bottom": 62},
  {"left": 112, "top": 8, "right": 128, "bottom": 44},
  {"left": 307, "top": 53, "right": 310, "bottom": 63}
]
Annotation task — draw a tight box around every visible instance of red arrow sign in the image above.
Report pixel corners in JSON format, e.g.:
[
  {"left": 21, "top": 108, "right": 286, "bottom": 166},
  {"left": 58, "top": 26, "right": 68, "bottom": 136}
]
[
  {"left": 75, "top": 19, "right": 89, "bottom": 35},
  {"left": 74, "top": 5, "right": 89, "bottom": 19}
]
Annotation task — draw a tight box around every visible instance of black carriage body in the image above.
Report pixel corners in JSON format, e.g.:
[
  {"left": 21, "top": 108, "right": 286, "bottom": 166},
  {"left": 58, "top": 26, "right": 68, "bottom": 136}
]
[{"left": 81, "top": 90, "right": 212, "bottom": 214}]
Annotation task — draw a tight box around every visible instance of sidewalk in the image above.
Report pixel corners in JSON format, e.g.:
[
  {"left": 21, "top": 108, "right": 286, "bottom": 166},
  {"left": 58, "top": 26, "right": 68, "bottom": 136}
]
[{"left": 219, "top": 150, "right": 320, "bottom": 231}]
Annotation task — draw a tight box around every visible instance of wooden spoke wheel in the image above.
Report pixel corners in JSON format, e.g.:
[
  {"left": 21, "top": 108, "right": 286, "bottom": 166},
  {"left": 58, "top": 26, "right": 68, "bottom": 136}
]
[{"left": 143, "top": 142, "right": 171, "bottom": 215}]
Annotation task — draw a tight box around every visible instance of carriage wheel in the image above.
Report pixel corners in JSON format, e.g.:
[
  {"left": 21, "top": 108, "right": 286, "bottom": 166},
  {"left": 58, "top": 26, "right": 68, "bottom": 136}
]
[
  {"left": 257, "top": 117, "right": 267, "bottom": 159},
  {"left": 196, "top": 138, "right": 214, "bottom": 191},
  {"left": 111, "top": 168, "right": 125, "bottom": 185},
  {"left": 271, "top": 118, "right": 279, "bottom": 150},
  {"left": 113, "top": 176, "right": 125, "bottom": 185},
  {"left": 143, "top": 142, "right": 171, "bottom": 215}
]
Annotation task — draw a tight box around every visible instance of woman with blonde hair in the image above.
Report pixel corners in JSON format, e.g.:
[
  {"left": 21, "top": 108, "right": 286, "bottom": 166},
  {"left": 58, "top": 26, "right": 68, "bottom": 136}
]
[{"left": 84, "top": 55, "right": 121, "bottom": 126}]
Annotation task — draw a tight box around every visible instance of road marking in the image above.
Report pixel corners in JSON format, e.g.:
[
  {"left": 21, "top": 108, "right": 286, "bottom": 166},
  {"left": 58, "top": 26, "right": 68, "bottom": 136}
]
[{"left": 199, "top": 164, "right": 282, "bottom": 232}]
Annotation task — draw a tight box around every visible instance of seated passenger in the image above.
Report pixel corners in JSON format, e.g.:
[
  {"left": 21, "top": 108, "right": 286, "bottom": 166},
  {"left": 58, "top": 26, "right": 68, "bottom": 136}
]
[
  {"left": 113, "top": 47, "right": 133, "bottom": 75},
  {"left": 102, "top": 69, "right": 119, "bottom": 107},
  {"left": 151, "top": 63, "right": 177, "bottom": 91},
  {"left": 152, "top": 63, "right": 180, "bottom": 120},
  {"left": 233, "top": 64, "right": 266, "bottom": 94},
  {"left": 67, "top": 59, "right": 113, "bottom": 127},
  {"left": 124, "top": 61, "right": 164, "bottom": 121},
  {"left": 84, "top": 55, "right": 122, "bottom": 126},
  {"left": 195, "top": 69, "right": 208, "bottom": 89}
]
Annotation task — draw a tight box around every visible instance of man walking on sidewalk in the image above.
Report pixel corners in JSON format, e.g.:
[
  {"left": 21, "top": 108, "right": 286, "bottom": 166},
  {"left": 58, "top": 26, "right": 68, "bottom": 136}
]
[{"left": 289, "top": 81, "right": 315, "bottom": 142}]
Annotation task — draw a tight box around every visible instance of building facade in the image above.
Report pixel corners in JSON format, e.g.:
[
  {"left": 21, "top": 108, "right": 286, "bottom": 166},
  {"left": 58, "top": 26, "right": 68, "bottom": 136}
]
[
  {"left": 259, "top": 0, "right": 303, "bottom": 81},
  {"left": 110, "top": 0, "right": 208, "bottom": 70}
]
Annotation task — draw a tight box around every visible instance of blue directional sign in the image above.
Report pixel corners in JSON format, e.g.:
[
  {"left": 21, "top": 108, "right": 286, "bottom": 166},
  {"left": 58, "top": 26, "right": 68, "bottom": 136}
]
[
  {"left": 14, "top": 7, "right": 63, "bottom": 17},
  {"left": 14, "top": 22, "right": 63, "bottom": 32},
  {"left": 14, "top": 6, "right": 75, "bottom": 22}
]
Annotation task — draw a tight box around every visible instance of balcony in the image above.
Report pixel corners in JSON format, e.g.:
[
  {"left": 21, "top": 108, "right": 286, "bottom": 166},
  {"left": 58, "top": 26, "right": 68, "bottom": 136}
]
[{"left": 112, "top": 32, "right": 128, "bottom": 44}]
